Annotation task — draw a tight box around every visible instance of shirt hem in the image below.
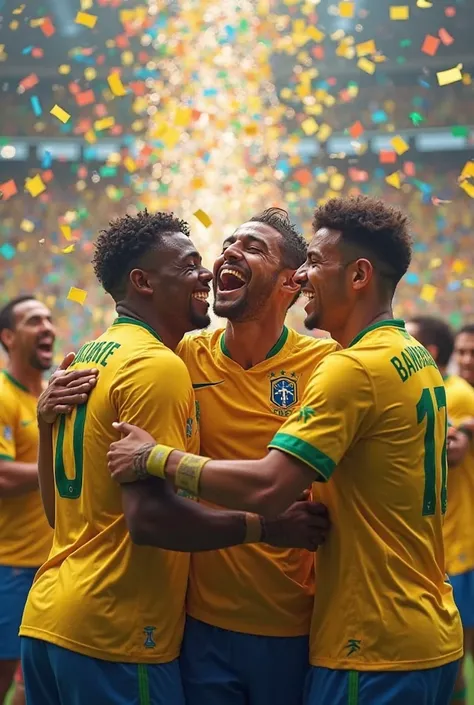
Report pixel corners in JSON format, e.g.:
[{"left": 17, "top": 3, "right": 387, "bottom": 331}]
[
  {"left": 310, "top": 647, "right": 464, "bottom": 671},
  {"left": 19, "top": 626, "right": 180, "bottom": 664},
  {"left": 186, "top": 608, "right": 310, "bottom": 638}
]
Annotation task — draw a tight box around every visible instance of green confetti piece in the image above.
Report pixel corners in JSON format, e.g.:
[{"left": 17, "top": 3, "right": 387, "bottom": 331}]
[{"left": 451, "top": 126, "right": 469, "bottom": 137}]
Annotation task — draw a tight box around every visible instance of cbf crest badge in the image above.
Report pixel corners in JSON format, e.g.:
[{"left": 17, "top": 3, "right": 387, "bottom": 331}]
[{"left": 269, "top": 371, "right": 298, "bottom": 417}]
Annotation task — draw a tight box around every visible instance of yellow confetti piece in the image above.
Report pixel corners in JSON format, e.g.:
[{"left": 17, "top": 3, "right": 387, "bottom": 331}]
[
  {"left": 193, "top": 210, "right": 212, "bottom": 228},
  {"left": 25, "top": 174, "right": 46, "bottom": 197},
  {"left": 437, "top": 64, "right": 463, "bottom": 86},
  {"left": 80, "top": 0, "right": 93, "bottom": 9},
  {"left": 339, "top": 1, "right": 354, "bottom": 18},
  {"left": 301, "top": 118, "right": 319, "bottom": 136},
  {"left": 429, "top": 258, "right": 442, "bottom": 269},
  {"left": 94, "top": 117, "right": 115, "bottom": 131},
  {"left": 463, "top": 279, "right": 474, "bottom": 288},
  {"left": 84, "top": 67, "right": 97, "bottom": 81},
  {"left": 390, "top": 5, "right": 409, "bottom": 19},
  {"left": 67, "top": 287, "right": 88, "bottom": 305},
  {"left": 62, "top": 245, "right": 75, "bottom": 254},
  {"left": 50, "top": 104, "right": 71, "bottom": 124},
  {"left": 460, "top": 161, "right": 474, "bottom": 180},
  {"left": 84, "top": 129, "right": 96, "bottom": 144},
  {"left": 58, "top": 64, "right": 71, "bottom": 75},
  {"left": 174, "top": 106, "right": 192, "bottom": 128},
  {"left": 417, "top": 0, "right": 432, "bottom": 6},
  {"left": 123, "top": 156, "right": 137, "bottom": 173},
  {"left": 357, "top": 57, "right": 375, "bottom": 74},
  {"left": 20, "top": 219, "right": 35, "bottom": 233},
  {"left": 452, "top": 259, "right": 467, "bottom": 274},
  {"left": 317, "top": 123, "right": 333, "bottom": 142},
  {"left": 385, "top": 172, "right": 401, "bottom": 189},
  {"left": 60, "top": 225, "right": 72, "bottom": 241},
  {"left": 420, "top": 284, "right": 437, "bottom": 303},
  {"left": 107, "top": 73, "right": 127, "bottom": 97},
  {"left": 390, "top": 135, "right": 409, "bottom": 155},
  {"left": 460, "top": 181, "right": 474, "bottom": 198},
  {"left": 75, "top": 11, "right": 97, "bottom": 28},
  {"left": 307, "top": 26, "right": 325, "bottom": 42},
  {"left": 330, "top": 173, "right": 345, "bottom": 191},
  {"left": 356, "top": 40, "right": 376, "bottom": 57},
  {"left": 161, "top": 126, "right": 180, "bottom": 149}
]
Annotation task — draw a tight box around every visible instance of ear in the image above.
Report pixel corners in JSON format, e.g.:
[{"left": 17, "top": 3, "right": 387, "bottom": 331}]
[
  {"left": 0, "top": 328, "right": 14, "bottom": 351},
  {"left": 280, "top": 270, "right": 301, "bottom": 298},
  {"left": 129, "top": 268, "right": 154, "bottom": 296},
  {"left": 351, "top": 258, "right": 373, "bottom": 291}
]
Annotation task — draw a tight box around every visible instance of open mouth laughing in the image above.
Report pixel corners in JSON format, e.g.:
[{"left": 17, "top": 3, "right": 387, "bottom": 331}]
[{"left": 217, "top": 266, "right": 250, "bottom": 294}]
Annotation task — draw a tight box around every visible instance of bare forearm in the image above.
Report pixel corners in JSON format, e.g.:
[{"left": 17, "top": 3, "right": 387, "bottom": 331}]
[
  {"left": 38, "top": 419, "right": 55, "bottom": 527},
  {"left": 122, "top": 479, "right": 257, "bottom": 551},
  {"left": 0, "top": 460, "right": 38, "bottom": 497},
  {"left": 164, "top": 450, "right": 300, "bottom": 517}
]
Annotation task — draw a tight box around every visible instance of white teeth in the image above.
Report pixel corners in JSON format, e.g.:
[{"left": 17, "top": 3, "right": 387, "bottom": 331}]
[
  {"left": 219, "top": 267, "right": 246, "bottom": 283},
  {"left": 303, "top": 291, "right": 315, "bottom": 300},
  {"left": 192, "top": 292, "right": 209, "bottom": 301}
]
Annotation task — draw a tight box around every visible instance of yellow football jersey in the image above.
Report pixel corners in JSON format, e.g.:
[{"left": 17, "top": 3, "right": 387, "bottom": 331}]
[
  {"left": 21, "top": 317, "right": 198, "bottom": 663},
  {"left": 0, "top": 371, "right": 52, "bottom": 566},
  {"left": 177, "top": 326, "right": 339, "bottom": 636},
  {"left": 269, "top": 319, "right": 463, "bottom": 670},
  {"left": 444, "top": 374, "right": 474, "bottom": 576}
]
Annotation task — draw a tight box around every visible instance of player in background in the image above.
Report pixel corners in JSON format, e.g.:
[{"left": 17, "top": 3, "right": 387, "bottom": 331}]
[
  {"left": 406, "top": 316, "right": 474, "bottom": 705},
  {"left": 454, "top": 324, "right": 474, "bottom": 388},
  {"left": 175, "top": 209, "right": 338, "bottom": 705},
  {"left": 38, "top": 208, "right": 334, "bottom": 705},
  {"left": 0, "top": 296, "right": 55, "bottom": 705},
  {"left": 23, "top": 212, "right": 328, "bottom": 705},
  {"left": 109, "top": 196, "right": 463, "bottom": 705}
]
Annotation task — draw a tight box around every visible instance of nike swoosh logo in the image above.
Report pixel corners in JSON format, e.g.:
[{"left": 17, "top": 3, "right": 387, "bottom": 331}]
[{"left": 192, "top": 381, "right": 224, "bottom": 389}]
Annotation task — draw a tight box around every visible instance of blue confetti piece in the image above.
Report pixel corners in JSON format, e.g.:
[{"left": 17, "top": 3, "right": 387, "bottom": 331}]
[
  {"left": 22, "top": 46, "right": 33, "bottom": 55},
  {"left": 0, "top": 243, "right": 16, "bottom": 260},
  {"left": 30, "top": 95, "right": 42, "bottom": 117},
  {"left": 41, "top": 151, "right": 52, "bottom": 169},
  {"left": 405, "top": 272, "right": 420, "bottom": 285},
  {"left": 371, "top": 110, "right": 387, "bottom": 124},
  {"left": 448, "top": 281, "right": 461, "bottom": 292},
  {"left": 203, "top": 88, "right": 217, "bottom": 97}
]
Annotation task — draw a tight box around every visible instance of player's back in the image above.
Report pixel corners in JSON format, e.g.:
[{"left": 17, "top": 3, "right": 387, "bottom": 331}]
[
  {"left": 21, "top": 317, "right": 196, "bottom": 663},
  {"left": 280, "top": 320, "right": 463, "bottom": 669},
  {"left": 443, "top": 374, "right": 474, "bottom": 576}
]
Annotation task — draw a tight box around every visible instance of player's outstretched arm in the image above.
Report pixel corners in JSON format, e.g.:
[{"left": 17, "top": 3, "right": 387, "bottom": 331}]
[{"left": 121, "top": 475, "right": 329, "bottom": 552}]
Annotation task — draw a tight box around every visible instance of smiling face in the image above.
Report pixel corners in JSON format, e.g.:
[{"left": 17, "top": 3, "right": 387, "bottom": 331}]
[
  {"left": 134, "top": 232, "right": 212, "bottom": 334},
  {"left": 213, "top": 222, "right": 291, "bottom": 322},
  {"left": 454, "top": 332, "right": 474, "bottom": 386},
  {"left": 2, "top": 299, "right": 56, "bottom": 370}
]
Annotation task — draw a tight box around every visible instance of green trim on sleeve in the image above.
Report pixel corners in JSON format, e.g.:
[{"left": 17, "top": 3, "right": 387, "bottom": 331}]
[
  {"left": 269, "top": 432, "right": 335, "bottom": 480},
  {"left": 0, "top": 454, "right": 14, "bottom": 461}
]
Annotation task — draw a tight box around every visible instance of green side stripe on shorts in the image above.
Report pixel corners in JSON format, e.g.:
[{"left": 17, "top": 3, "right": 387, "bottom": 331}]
[
  {"left": 348, "top": 671, "right": 359, "bottom": 705},
  {"left": 138, "top": 664, "right": 150, "bottom": 705}
]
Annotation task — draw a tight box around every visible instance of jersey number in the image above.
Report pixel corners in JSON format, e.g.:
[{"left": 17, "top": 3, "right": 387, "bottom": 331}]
[
  {"left": 54, "top": 403, "right": 87, "bottom": 499},
  {"left": 416, "top": 386, "right": 447, "bottom": 516}
]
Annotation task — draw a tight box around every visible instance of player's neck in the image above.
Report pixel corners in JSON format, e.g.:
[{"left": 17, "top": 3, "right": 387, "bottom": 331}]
[
  {"left": 332, "top": 305, "right": 394, "bottom": 349},
  {"left": 7, "top": 358, "right": 43, "bottom": 398},
  {"left": 224, "top": 317, "right": 287, "bottom": 369},
  {"left": 115, "top": 303, "right": 184, "bottom": 351}
]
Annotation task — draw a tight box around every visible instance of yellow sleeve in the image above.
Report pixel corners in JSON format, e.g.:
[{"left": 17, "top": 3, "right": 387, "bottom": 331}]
[
  {"left": 0, "top": 396, "right": 17, "bottom": 461},
  {"left": 110, "top": 350, "right": 197, "bottom": 451},
  {"left": 268, "top": 352, "right": 374, "bottom": 480}
]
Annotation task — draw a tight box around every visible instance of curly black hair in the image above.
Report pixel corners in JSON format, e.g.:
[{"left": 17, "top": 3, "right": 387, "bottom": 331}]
[
  {"left": 313, "top": 196, "right": 412, "bottom": 291},
  {"left": 250, "top": 207, "right": 307, "bottom": 270},
  {"left": 93, "top": 210, "right": 191, "bottom": 300},
  {"left": 408, "top": 316, "right": 454, "bottom": 367}
]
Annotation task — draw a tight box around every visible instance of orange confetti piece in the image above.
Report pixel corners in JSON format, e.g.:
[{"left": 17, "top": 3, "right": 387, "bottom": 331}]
[
  {"left": 349, "top": 121, "right": 364, "bottom": 139},
  {"left": 40, "top": 17, "right": 55, "bottom": 37},
  {"left": 19, "top": 73, "right": 39, "bottom": 91},
  {"left": 76, "top": 90, "right": 95, "bottom": 107},
  {"left": 438, "top": 28, "right": 454, "bottom": 46},
  {"left": 421, "top": 35, "right": 440, "bottom": 56},
  {"left": 0, "top": 179, "right": 18, "bottom": 201},
  {"left": 379, "top": 151, "right": 397, "bottom": 164}
]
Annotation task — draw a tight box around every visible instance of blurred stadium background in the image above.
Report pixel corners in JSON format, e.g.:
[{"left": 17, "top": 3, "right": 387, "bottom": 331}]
[{"left": 0, "top": 0, "right": 473, "bottom": 699}]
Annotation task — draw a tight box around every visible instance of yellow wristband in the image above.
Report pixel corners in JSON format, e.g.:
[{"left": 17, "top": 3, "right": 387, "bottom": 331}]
[
  {"left": 244, "top": 513, "right": 262, "bottom": 544},
  {"left": 146, "top": 444, "right": 174, "bottom": 479},
  {"left": 175, "top": 454, "right": 210, "bottom": 496}
]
